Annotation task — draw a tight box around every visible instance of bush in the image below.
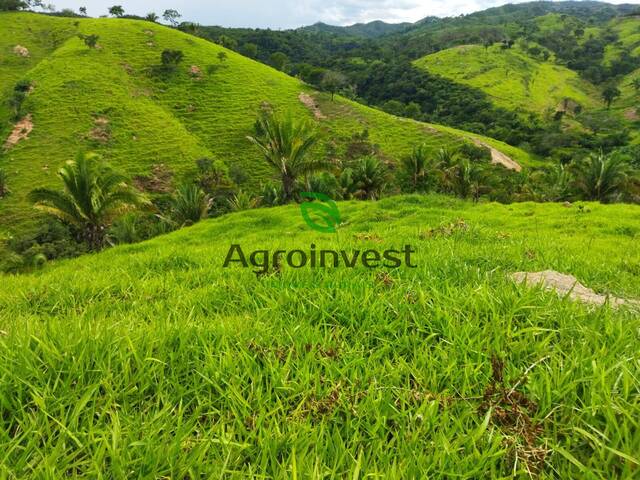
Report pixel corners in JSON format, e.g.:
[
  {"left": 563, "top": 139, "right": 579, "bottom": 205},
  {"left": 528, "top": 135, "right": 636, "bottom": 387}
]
[
  {"left": 78, "top": 34, "right": 99, "bottom": 48},
  {"left": 160, "top": 49, "right": 184, "bottom": 68}
]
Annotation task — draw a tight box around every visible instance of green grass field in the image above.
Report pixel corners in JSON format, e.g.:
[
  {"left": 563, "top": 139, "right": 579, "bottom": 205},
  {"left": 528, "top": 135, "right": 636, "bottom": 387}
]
[
  {"left": 0, "top": 12, "right": 534, "bottom": 237},
  {"left": 1, "top": 195, "right": 639, "bottom": 477},
  {"left": 415, "top": 44, "right": 601, "bottom": 115}
]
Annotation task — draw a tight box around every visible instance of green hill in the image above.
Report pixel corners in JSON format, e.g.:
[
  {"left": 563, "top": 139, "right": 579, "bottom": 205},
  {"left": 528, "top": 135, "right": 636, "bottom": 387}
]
[
  {"left": 414, "top": 43, "right": 602, "bottom": 115},
  {"left": 1, "top": 195, "right": 639, "bottom": 477},
  {"left": 0, "top": 12, "right": 532, "bottom": 236},
  {"left": 299, "top": 20, "right": 411, "bottom": 38}
]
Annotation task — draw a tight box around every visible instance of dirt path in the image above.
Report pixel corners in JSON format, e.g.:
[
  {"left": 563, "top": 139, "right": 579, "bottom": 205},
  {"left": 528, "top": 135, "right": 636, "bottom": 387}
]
[
  {"left": 471, "top": 138, "right": 522, "bottom": 172},
  {"left": 299, "top": 93, "right": 326, "bottom": 120}
]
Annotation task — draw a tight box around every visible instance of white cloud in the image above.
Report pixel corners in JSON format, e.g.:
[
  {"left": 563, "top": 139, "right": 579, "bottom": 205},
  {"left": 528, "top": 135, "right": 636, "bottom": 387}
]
[{"left": 46, "top": 0, "right": 640, "bottom": 28}]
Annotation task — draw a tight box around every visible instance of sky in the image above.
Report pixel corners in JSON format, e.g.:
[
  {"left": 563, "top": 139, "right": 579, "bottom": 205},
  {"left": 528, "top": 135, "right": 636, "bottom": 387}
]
[{"left": 47, "top": 0, "right": 640, "bottom": 29}]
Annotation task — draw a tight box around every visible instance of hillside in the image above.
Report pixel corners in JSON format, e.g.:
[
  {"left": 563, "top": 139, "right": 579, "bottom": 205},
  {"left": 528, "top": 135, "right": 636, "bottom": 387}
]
[
  {"left": 0, "top": 12, "right": 532, "bottom": 236},
  {"left": 414, "top": 43, "right": 601, "bottom": 115},
  {"left": 1, "top": 195, "right": 639, "bottom": 477},
  {"left": 299, "top": 20, "right": 411, "bottom": 38}
]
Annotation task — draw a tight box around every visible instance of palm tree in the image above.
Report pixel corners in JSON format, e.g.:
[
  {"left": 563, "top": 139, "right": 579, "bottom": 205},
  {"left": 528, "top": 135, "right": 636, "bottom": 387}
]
[
  {"left": 353, "top": 156, "right": 387, "bottom": 200},
  {"left": 435, "top": 147, "right": 459, "bottom": 169},
  {"left": 247, "top": 111, "right": 323, "bottom": 202},
  {"left": 228, "top": 190, "right": 258, "bottom": 212},
  {"left": 29, "top": 153, "right": 146, "bottom": 250},
  {"left": 573, "top": 152, "right": 629, "bottom": 203},
  {"left": 444, "top": 158, "right": 492, "bottom": 202},
  {"left": 169, "top": 184, "right": 212, "bottom": 226},
  {"left": 545, "top": 163, "right": 573, "bottom": 201},
  {"left": 401, "top": 144, "right": 440, "bottom": 193}
]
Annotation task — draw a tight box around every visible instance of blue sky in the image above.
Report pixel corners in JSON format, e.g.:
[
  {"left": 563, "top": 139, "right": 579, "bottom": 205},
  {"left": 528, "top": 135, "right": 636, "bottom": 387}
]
[{"left": 48, "top": 0, "right": 640, "bottom": 29}]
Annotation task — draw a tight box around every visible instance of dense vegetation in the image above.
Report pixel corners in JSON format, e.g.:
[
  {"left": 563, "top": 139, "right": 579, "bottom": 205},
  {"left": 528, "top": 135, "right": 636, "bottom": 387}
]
[{"left": 194, "top": 2, "right": 640, "bottom": 156}]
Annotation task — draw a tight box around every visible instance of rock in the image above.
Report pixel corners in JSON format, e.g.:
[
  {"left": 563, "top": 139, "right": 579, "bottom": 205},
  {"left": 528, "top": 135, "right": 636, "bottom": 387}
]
[
  {"left": 511, "top": 270, "right": 639, "bottom": 309},
  {"left": 13, "top": 45, "right": 30, "bottom": 57}
]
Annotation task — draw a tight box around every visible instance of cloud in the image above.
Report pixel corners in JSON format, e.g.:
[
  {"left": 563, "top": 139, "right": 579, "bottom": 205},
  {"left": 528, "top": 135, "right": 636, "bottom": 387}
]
[{"left": 44, "top": 0, "right": 640, "bottom": 29}]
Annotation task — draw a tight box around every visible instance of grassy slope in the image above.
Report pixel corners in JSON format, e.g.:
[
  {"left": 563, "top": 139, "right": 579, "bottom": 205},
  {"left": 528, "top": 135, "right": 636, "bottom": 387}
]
[
  {"left": 607, "top": 17, "right": 640, "bottom": 138},
  {"left": 415, "top": 44, "right": 601, "bottom": 115},
  {"left": 0, "top": 195, "right": 639, "bottom": 477},
  {"left": 0, "top": 12, "right": 533, "bottom": 236}
]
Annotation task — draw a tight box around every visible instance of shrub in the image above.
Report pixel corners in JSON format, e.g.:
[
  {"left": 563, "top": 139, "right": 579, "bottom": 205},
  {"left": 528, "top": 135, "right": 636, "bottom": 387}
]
[
  {"left": 78, "top": 33, "right": 99, "bottom": 48},
  {"left": 160, "top": 49, "right": 184, "bottom": 68},
  {"left": 168, "top": 184, "right": 212, "bottom": 227}
]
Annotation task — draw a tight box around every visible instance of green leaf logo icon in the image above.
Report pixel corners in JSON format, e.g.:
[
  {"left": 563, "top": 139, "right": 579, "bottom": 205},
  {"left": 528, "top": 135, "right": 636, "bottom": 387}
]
[{"left": 300, "top": 192, "right": 341, "bottom": 233}]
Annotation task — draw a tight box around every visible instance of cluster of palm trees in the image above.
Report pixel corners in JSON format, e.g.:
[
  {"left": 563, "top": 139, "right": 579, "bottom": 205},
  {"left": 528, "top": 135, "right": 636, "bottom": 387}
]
[
  {"left": 400, "top": 146, "right": 494, "bottom": 202},
  {"left": 247, "top": 111, "right": 389, "bottom": 202},
  {"left": 20, "top": 110, "right": 636, "bottom": 256}
]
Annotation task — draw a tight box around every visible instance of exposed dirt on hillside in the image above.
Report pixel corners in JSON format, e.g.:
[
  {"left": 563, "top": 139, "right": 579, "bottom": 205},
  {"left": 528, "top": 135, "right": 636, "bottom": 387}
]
[
  {"left": 471, "top": 138, "right": 522, "bottom": 172},
  {"left": 299, "top": 93, "right": 326, "bottom": 120},
  {"left": 89, "top": 116, "right": 110, "bottom": 143},
  {"left": 3, "top": 115, "right": 33, "bottom": 150},
  {"left": 512, "top": 270, "right": 639, "bottom": 309},
  {"left": 624, "top": 108, "right": 638, "bottom": 121}
]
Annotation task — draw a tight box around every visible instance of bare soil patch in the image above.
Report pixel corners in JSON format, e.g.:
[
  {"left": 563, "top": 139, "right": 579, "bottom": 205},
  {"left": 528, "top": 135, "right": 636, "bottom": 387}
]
[
  {"left": 299, "top": 92, "right": 326, "bottom": 120},
  {"left": 3, "top": 115, "right": 33, "bottom": 150},
  {"left": 471, "top": 138, "right": 522, "bottom": 172},
  {"left": 89, "top": 116, "right": 110, "bottom": 143},
  {"left": 133, "top": 164, "right": 174, "bottom": 193}
]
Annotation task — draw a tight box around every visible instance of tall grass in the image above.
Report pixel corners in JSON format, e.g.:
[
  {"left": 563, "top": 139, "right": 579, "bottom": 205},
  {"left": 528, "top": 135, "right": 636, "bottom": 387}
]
[{"left": 1, "top": 195, "right": 639, "bottom": 477}]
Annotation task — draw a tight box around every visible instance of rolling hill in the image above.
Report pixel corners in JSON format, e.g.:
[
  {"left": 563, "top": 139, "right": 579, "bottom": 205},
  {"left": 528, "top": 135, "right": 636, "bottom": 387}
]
[
  {"left": 414, "top": 43, "right": 602, "bottom": 115},
  {"left": 1, "top": 194, "right": 639, "bottom": 476},
  {"left": 299, "top": 20, "right": 412, "bottom": 38},
  {"left": 0, "top": 12, "right": 532, "bottom": 236}
]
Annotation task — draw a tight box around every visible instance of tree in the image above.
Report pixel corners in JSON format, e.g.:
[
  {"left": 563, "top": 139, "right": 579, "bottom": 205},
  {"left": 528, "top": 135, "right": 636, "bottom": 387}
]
[
  {"left": 572, "top": 152, "right": 629, "bottom": 203},
  {"left": 247, "top": 111, "right": 323, "bottom": 202},
  {"left": 400, "top": 144, "right": 439, "bottom": 193},
  {"left": 321, "top": 70, "right": 347, "bottom": 100},
  {"left": 108, "top": 5, "right": 124, "bottom": 17},
  {"left": 28, "top": 153, "right": 146, "bottom": 250},
  {"left": 443, "top": 158, "right": 492, "bottom": 202},
  {"left": 352, "top": 156, "right": 387, "bottom": 200},
  {"left": 217, "top": 51, "right": 228, "bottom": 63},
  {"left": 145, "top": 12, "right": 158, "bottom": 22},
  {"left": 240, "top": 43, "right": 258, "bottom": 59},
  {"left": 168, "top": 184, "right": 212, "bottom": 226},
  {"left": 602, "top": 85, "right": 621, "bottom": 109},
  {"left": 79, "top": 6, "right": 86, "bottom": 15},
  {"left": 544, "top": 163, "right": 572, "bottom": 201},
  {"left": 1, "top": 0, "right": 44, "bottom": 10},
  {"left": 269, "top": 52, "right": 289, "bottom": 72},
  {"left": 217, "top": 35, "right": 238, "bottom": 50},
  {"left": 78, "top": 34, "right": 99, "bottom": 48},
  {"left": 633, "top": 78, "right": 640, "bottom": 93},
  {"left": 161, "top": 49, "right": 183, "bottom": 68},
  {"left": 162, "top": 9, "right": 181, "bottom": 27}
]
